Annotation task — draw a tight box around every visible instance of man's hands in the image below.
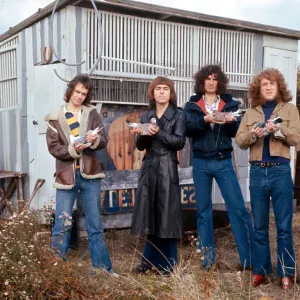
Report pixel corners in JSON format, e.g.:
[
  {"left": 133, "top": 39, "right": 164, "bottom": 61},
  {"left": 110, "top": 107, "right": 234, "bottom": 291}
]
[
  {"left": 75, "top": 143, "right": 86, "bottom": 153},
  {"left": 72, "top": 130, "right": 100, "bottom": 154},
  {"left": 86, "top": 132, "right": 97, "bottom": 143},
  {"left": 251, "top": 120, "right": 280, "bottom": 138},
  {"left": 204, "top": 113, "right": 236, "bottom": 124},
  {"left": 265, "top": 120, "right": 280, "bottom": 133},
  {"left": 147, "top": 124, "right": 159, "bottom": 136},
  {"left": 251, "top": 126, "right": 265, "bottom": 138},
  {"left": 130, "top": 124, "right": 159, "bottom": 136},
  {"left": 223, "top": 114, "right": 237, "bottom": 123},
  {"left": 130, "top": 127, "right": 143, "bottom": 135}
]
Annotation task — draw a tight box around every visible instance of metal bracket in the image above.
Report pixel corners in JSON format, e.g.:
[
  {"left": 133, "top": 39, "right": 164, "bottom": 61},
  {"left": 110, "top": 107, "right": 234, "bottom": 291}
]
[
  {"left": 50, "top": 0, "right": 103, "bottom": 82},
  {"left": 50, "top": 0, "right": 178, "bottom": 83}
]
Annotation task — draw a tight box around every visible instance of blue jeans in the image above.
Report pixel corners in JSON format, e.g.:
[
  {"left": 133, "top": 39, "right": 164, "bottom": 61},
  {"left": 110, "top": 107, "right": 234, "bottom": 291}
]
[
  {"left": 141, "top": 235, "right": 177, "bottom": 271},
  {"left": 193, "top": 157, "right": 254, "bottom": 268},
  {"left": 52, "top": 170, "right": 112, "bottom": 272},
  {"left": 250, "top": 164, "right": 295, "bottom": 277}
]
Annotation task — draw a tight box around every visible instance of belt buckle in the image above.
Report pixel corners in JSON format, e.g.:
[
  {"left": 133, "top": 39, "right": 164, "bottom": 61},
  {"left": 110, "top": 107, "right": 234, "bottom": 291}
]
[{"left": 261, "top": 162, "right": 265, "bottom": 167}]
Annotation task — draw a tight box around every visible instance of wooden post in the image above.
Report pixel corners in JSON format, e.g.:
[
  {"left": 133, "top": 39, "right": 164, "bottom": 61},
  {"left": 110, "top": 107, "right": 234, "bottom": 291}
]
[
  {"left": 0, "top": 178, "right": 17, "bottom": 215},
  {"left": 16, "top": 177, "right": 25, "bottom": 212},
  {"left": 0, "top": 185, "right": 4, "bottom": 198}
]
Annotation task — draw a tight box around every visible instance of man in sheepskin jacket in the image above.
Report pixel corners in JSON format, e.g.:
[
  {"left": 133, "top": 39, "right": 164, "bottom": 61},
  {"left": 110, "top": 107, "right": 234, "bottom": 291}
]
[{"left": 45, "top": 74, "right": 114, "bottom": 274}]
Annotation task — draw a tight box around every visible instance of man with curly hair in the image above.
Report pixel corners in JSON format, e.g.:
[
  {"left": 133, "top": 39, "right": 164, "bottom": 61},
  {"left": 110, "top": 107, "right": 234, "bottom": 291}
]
[
  {"left": 184, "top": 64, "right": 254, "bottom": 271},
  {"left": 236, "top": 68, "right": 300, "bottom": 289}
]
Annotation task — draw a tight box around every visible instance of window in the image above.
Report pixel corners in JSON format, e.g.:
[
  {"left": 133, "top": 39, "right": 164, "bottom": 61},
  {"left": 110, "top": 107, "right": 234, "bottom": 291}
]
[{"left": 0, "top": 36, "right": 18, "bottom": 110}]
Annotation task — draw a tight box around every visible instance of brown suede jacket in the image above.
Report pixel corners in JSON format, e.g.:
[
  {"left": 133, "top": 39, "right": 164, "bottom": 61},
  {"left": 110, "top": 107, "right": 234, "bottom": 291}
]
[
  {"left": 235, "top": 102, "right": 300, "bottom": 161},
  {"left": 45, "top": 105, "right": 107, "bottom": 189}
]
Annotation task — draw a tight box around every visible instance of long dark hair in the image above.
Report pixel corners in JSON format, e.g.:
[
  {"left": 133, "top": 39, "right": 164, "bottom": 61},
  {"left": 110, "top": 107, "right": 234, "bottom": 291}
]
[{"left": 193, "top": 64, "right": 228, "bottom": 95}]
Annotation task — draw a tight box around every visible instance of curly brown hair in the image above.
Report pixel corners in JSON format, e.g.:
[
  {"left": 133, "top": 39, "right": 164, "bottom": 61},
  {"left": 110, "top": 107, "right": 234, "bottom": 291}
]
[
  {"left": 248, "top": 68, "right": 292, "bottom": 107},
  {"left": 193, "top": 65, "right": 229, "bottom": 95},
  {"left": 148, "top": 76, "right": 177, "bottom": 108},
  {"left": 64, "top": 73, "right": 93, "bottom": 105}
]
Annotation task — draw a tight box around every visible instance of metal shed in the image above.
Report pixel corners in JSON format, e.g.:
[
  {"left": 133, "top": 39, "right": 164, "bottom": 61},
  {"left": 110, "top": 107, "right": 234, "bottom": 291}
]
[{"left": 0, "top": 0, "right": 299, "bottom": 226}]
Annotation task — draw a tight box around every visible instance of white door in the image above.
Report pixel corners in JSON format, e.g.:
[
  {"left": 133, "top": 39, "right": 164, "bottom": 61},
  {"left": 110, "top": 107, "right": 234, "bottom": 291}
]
[
  {"left": 28, "top": 64, "right": 66, "bottom": 209},
  {"left": 264, "top": 47, "right": 298, "bottom": 104},
  {"left": 264, "top": 47, "right": 298, "bottom": 177}
]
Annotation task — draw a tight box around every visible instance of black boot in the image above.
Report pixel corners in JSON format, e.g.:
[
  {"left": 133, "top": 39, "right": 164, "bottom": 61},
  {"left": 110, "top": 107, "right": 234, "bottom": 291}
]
[{"left": 135, "top": 264, "right": 151, "bottom": 274}]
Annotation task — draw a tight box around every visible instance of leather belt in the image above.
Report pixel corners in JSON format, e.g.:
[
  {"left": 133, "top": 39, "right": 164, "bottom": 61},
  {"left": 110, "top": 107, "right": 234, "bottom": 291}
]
[{"left": 251, "top": 162, "right": 281, "bottom": 168}]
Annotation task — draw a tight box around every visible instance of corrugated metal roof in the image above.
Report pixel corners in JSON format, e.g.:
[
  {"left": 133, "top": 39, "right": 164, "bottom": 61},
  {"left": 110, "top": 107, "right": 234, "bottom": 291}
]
[
  {"left": 100, "top": 0, "right": 300, "bottom": 39},
  {"left": 1, "top": 0, "right": 300, "bottom": 42}
]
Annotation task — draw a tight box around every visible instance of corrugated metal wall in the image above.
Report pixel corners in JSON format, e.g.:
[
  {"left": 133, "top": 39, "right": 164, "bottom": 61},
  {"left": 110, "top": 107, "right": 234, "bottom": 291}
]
[
  {"left": 0, "top": 36, "right": 18, "bottom": 110},
  {"left": 27, "top": 7, "right": 70, "bottom": 65},
  {"left": 0, "top": 6, "right": 74, "bottom": 202},
  {"left": 92, "top": 78, "right": 249, "bottom": 108},
  {"left": 0, "top": 5, "right": 257, "bottom": 208},
  {"left": 0, "top": 109, "right": 22, "bottom": 172},
  {"left": 85, "top": 8, "right": 255, "bottom": 106},
  {"left": 20, "top": 7, "right": 75, "bottom": 200},
  {"left": 0, "top": 36, "right": 21, "bottom": 172},
  {"left": 0, "top": 35, "right": 26, "bottom": 209},
  {"left": 14, "top": 6, "right": 254, "bottom": 108},
  {"left": 0, "top": 6, "right": 73, "bottom": 173}
]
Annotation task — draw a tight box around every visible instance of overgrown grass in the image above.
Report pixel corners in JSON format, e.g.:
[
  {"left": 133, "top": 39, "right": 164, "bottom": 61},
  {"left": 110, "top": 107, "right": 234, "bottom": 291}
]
[{"left": 1, "top": 207, "right": 300, "bottom": 299}]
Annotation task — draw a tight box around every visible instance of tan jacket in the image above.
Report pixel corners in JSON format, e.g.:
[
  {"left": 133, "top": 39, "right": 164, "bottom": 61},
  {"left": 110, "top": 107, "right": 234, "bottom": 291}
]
[
  {"left": 235, "top": 102, "right": 300, "bottom": 161},
  {"left": 45, "top": 105, "right": 106, "bottom": 189}
]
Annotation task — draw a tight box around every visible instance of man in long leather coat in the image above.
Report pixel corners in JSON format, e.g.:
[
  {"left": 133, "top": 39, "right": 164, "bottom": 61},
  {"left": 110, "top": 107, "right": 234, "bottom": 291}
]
[{"left": 131, "top": 77, "right": 186, "bottom": 275}]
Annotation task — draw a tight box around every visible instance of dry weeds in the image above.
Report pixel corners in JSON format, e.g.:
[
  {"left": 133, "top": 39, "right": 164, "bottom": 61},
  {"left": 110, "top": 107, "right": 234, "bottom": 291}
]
[{"left": 1, "top": 206, "right": 300, "bottom": 299}]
